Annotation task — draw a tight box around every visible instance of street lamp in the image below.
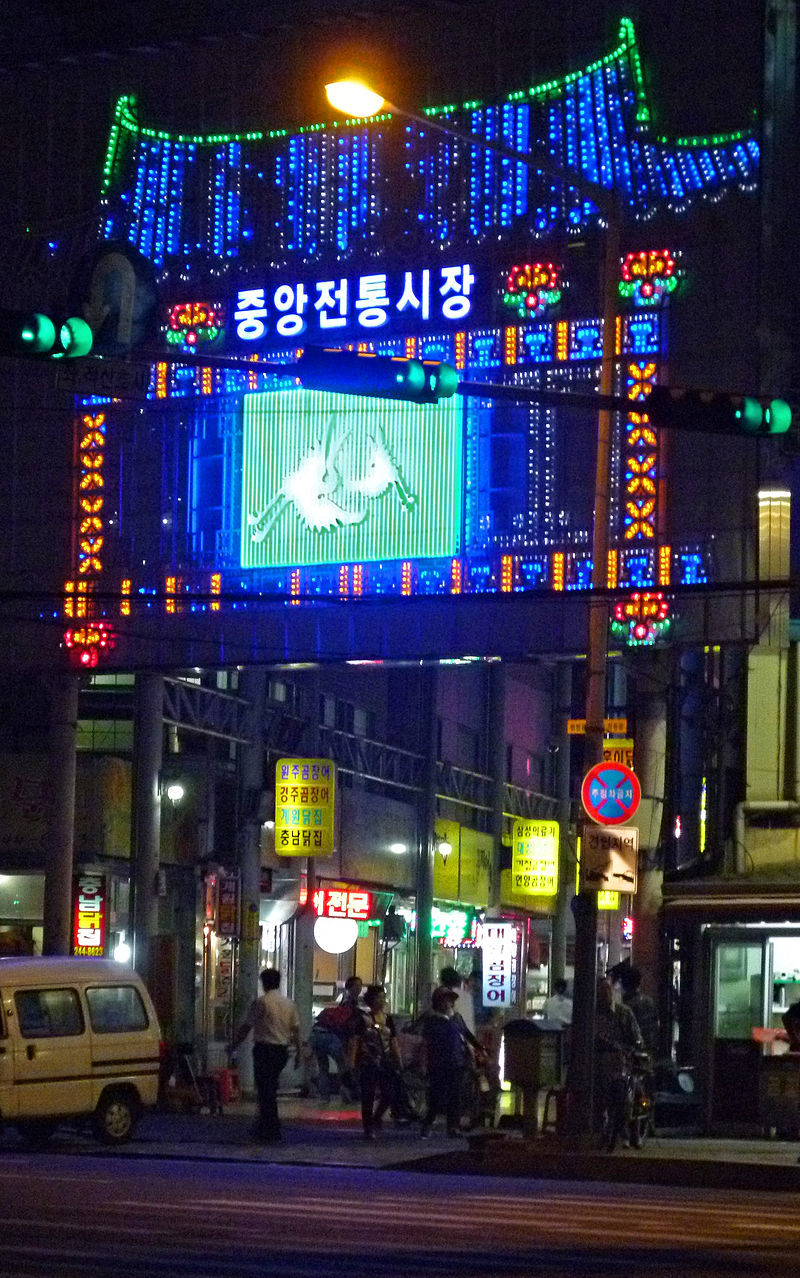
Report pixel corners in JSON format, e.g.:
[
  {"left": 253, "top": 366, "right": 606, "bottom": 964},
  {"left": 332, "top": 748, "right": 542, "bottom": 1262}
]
[{"left": 327, "top": 77, "right": 620, "bottom": 1143}]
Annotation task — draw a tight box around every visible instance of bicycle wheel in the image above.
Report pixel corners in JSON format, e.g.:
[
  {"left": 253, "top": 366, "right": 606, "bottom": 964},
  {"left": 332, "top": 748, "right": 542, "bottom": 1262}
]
[{"left": 398, "top": 1068, "right": 427, "bottom": 1121}]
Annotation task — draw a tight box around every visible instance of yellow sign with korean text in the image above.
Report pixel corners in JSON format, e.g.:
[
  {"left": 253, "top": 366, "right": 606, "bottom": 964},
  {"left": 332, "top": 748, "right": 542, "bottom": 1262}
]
[
  {"left": 275, "top": 757, "right": 336, "bottom": 857},
  {"left": 567, "top": 717, "right": 627, "bottom": 735},
  {"left": 602, "top": 738, "right": 634, "bottom": 769},
  {"left": 511, "top": 818, "right": 559, "bottom": 896}
]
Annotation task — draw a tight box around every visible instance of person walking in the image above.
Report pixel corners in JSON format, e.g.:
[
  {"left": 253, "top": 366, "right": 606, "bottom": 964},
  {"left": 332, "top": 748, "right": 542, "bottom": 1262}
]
[
  {"left": 619, "top": 966, "right": 659, "bottom": 1059},
  {"left": 542, "top": 978, "right": 573, "bottom": 1027},
  {"left": 231, "top": 967, "right": 300, "bottom": 1144},
  {"left": 309, "top": 975, "right": 362, "bottom": 1100},
  {"left": 420, "top": 987, "right": 468, "bottom": 1138},
  {"left": 354, "top": 985, "right": 399, "bottom": 1139}
]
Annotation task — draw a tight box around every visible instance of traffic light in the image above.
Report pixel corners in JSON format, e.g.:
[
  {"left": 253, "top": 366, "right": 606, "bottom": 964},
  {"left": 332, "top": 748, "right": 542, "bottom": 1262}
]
[
  {"left": 0, "top": 308, "right": 93, "bottom": 359},
  {"left": 296, "top": 346, "right": 458, "bottom": 402},
  {"left": 646, "top": 385, "right": 793, "bottom": 436}
]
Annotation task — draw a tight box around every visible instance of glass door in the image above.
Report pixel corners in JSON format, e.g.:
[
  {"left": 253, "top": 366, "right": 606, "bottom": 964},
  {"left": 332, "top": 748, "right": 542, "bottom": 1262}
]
[{"left": 713, "top": 940, "right": 765, "bottom": 1039}]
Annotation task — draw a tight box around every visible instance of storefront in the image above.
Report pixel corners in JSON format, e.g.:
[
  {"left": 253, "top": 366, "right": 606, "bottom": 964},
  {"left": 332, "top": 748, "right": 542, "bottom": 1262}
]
[{"left": 663, "top": 882, "right": 800, "bottom": 1129}]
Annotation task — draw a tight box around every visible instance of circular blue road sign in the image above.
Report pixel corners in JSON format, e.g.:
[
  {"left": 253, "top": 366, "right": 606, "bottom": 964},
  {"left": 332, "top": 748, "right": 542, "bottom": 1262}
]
[{"left": 581, "top": 761, "right": 641, "bottom": 826}]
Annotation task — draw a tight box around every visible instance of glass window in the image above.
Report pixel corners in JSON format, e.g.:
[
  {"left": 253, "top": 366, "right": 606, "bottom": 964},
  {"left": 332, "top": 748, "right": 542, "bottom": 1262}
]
[
  {"left": 714, "top": 941, "right": 764, "bottom": 1038},
  {"left": 15, "top": 987, "right": 84, "bottom": 1038},
  {"left": 86, "top": 985, "right": 149, "bottom": 1034}
]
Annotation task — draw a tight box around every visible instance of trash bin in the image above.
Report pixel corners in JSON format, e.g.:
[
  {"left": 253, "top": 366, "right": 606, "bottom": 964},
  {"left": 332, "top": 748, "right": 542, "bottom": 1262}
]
[
  {"left": 503, "top": 1019, "right": 563, "bottom": 1089},
  {"left": 502, "top": 1019, "right": 564, "bottom": 1137}
]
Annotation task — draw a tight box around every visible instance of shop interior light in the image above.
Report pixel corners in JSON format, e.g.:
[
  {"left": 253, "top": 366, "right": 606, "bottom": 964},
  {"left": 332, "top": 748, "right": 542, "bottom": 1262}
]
[
  {"left": 165, "top": 782, "right": 185, "bottom": 805},
  {"left": 389, "top": 842, "right": 406, "bottom": 855},
  {"left": 437, "top": 839, "right": 453, "bottom": 862},
  {"left": 114, "top": 934, "right": 131, "bottom": 964}
]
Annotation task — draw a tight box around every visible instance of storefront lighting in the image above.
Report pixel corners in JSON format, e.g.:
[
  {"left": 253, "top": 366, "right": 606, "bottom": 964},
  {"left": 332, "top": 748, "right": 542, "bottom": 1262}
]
[
  {"left": 165, "top": 782, "right": 185, "bottom": 805},
  {"left": 113, "top": 935, "right": 132, "bottom": 964},
  {"left": 313, "top": 915, "right": 359, "bottom": 954},
  {"left": 437, "top": 839, "right": 453, "bottom": 862}
]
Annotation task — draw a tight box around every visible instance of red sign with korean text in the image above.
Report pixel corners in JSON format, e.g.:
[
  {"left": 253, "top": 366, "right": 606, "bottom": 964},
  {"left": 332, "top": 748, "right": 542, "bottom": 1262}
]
[
  {"left": 312, "top": 887, "right": 374, "bottom": 921},
  {"left": 72, "top": 873, "right": 106, "bottom": 957}
]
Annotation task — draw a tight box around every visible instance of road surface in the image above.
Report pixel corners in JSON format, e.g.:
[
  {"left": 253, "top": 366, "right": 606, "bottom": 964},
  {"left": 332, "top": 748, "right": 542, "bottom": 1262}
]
[{"left": 0, "top": 1154, "right": 796, "bottom": 1275}]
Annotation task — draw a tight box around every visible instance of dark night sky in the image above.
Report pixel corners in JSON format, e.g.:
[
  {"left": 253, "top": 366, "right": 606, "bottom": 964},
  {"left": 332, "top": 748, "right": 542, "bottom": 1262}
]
[{"left": 0, "top": 1, "right": 764, "bottom": 133}]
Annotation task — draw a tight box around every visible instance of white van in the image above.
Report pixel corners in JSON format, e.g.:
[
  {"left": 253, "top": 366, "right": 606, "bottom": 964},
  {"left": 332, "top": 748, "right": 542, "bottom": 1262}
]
[{"left": 0, "top": 956, "right": 162, "bottom": 1146}]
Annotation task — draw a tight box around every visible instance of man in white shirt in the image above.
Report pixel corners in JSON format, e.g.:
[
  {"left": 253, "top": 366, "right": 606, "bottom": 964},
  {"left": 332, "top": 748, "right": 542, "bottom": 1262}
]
[
  {"left": 542, "top": 978, "right": 573, "bottom": 1027},
  {"left": 232, "top": 967, "right": 300, "bottom": 1143}
]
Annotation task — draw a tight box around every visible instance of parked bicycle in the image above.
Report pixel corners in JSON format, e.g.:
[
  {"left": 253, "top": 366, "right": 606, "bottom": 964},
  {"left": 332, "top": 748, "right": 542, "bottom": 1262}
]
[{"left": 596, "top": 1047, "right": 653, "bottom": 1151}]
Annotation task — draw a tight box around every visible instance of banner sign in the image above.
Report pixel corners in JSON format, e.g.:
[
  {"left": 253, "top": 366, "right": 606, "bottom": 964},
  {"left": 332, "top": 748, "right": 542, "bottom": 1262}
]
[
  {"left": 511, "top": 818, "right": 559, "bottom": 895},
  {"left": 72, "top": 873, "right": 106, "bottom": 957},
  {"left": 234, "top": 261, "right": 478, "bottom": 348},
  {"left": 275, "top": 757, "right": 336, "bottom": 856},
  {"left": 482, "top": 920, "right": 520, "bottom": 1008}
]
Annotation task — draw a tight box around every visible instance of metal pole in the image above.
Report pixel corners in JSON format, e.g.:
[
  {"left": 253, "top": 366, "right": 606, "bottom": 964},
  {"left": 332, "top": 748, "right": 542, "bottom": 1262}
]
[
  {"left": 42, "top": 673, "right": 79, "bottom": 955},
  {"left": 488, "top": 661, "right": 506, "bottom": 910},
  {"left": 131, "top": 671, "right": 164, "bottom": 991},
  {"left": 564, "top": 213, "right": 621, "bottom": 1147},
  {"left": 236, "top": 666, "right": 267, "bottom": 1096},
  {"left": 414, "top": 664, "right": 438, "bottom": 1014}
]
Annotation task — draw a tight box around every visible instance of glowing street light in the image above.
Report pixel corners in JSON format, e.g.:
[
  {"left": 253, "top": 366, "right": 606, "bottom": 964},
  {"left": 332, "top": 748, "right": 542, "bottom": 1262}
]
[{"left": 325, "top": 80, "right": 386, "bottom": 119}]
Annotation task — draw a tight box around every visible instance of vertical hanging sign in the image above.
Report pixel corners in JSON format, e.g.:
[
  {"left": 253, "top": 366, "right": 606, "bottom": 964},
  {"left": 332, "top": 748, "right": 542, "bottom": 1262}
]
[
  {"left": 216, "top": 872, "right": 241, "bottom": 938},
  {"left": 72, "top": 873, "right": 107, "bottom": 956},
  {"left": 481, "top": 920, "right": 520, "bottom": 1008},
  {"left": 275, "top": 758, "right": 336, "bottom": 856}
]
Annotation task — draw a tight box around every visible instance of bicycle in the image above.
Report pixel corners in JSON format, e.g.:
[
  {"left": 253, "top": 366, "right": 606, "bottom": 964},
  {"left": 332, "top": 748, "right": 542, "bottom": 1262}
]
[{"left": 596, "top": 1048, "right": 653, "bottom": 1152}]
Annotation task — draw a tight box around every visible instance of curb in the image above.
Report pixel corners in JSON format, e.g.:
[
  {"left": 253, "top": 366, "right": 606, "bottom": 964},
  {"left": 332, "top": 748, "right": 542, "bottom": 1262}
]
[{"left": 395, "top": 1140, "right": 800, "bottom": 1191}]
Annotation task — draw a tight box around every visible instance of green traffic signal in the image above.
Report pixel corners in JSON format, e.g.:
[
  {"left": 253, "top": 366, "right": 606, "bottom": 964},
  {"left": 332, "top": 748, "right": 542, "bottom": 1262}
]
[
  {"left": 647, "top": 385, "right": 794, "bottom": 436},
  {"left": 19, "top": 313, "right": 57, "bottom": 353},
  {"left": 735, "top": 396, "right": 792, "bottom": 435},
  {"left": 0, "top": 307, "right": 93, "bottom": 359},
  {"left": 297, "top": 346, "right": 458, "bottom": 402},
  {"left": 58, "top": 317, "right": 93, "bottom": 358}
]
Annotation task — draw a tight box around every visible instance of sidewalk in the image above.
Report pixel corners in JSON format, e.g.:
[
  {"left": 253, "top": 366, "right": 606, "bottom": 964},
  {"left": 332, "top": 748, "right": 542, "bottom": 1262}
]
[{"left": 43, "top": 1094, "right": 800, "bottom": 1190}]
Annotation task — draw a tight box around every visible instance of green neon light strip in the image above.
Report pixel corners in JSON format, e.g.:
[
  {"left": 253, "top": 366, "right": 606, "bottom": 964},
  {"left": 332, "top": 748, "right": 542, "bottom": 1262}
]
[
  {"left": 241, "top": 389, "right": 462, "bottom": 570},
  {"left": 102, "top": 17, "right": 755, "bottom": 190},
  {"left": 103, "top": 20, "right": 651, "bottom": 162}
]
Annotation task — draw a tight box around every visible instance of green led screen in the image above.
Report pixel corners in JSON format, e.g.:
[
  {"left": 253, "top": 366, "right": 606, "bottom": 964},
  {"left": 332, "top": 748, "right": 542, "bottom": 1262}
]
[{"left": 241, "top": 389, "right": 463, "bottom": 569}]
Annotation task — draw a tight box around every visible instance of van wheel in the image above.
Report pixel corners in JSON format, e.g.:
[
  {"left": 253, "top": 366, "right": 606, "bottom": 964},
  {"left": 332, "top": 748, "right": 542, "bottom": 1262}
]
[
  {"left": 93, "top": 1090, "right": 138, "bottom": 1145},
  {"left": 17, "top": 1119, "right": 57, "bottom": 1149}
]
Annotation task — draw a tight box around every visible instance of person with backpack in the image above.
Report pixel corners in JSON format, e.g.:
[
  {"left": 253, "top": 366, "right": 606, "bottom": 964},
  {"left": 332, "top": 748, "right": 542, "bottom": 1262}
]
[
  {"left": 353, "top": 984, "right": 400, "bottom": 1139},
  {"left": 309, "top": 975, "right": 361, "bottom": 1100}
]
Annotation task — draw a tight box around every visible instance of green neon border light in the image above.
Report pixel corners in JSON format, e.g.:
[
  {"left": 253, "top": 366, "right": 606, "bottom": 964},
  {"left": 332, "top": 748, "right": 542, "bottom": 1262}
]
[
  {"left": 241, "top": 389, "right": 463, "bottom": 570},
  {"left": 102, "top": 19, "right": 755, "bottom": 191}
]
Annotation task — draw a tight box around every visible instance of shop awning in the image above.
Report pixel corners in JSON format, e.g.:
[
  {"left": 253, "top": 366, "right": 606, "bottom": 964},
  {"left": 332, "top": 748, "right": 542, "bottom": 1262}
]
[{"left": 663, "top": 879, "right": 800, "bottom": 922}]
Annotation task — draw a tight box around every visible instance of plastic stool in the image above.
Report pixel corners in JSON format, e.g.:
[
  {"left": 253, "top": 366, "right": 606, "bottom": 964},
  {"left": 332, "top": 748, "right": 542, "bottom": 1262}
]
[{"left": 213, "top": 1067, "right": 240, "bottom": 1104}]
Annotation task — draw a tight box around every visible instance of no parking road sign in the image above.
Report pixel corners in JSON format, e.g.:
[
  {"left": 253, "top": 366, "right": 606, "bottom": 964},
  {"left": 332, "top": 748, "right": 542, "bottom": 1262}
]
[{"left": 581, "top": 761, "right": 641, "bottom": 827}]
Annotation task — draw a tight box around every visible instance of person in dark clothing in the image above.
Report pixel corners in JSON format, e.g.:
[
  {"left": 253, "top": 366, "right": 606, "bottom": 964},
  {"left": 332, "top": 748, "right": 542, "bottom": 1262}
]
[
  {"left": 620, "top": 966, "right": 659, "bottom": 1058},
  {"left": 354, "top": 985, "right": 399, "bottom": 1140},
  {"left": 420, "top": 987, "right": 468, "bottom": 1138}
]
